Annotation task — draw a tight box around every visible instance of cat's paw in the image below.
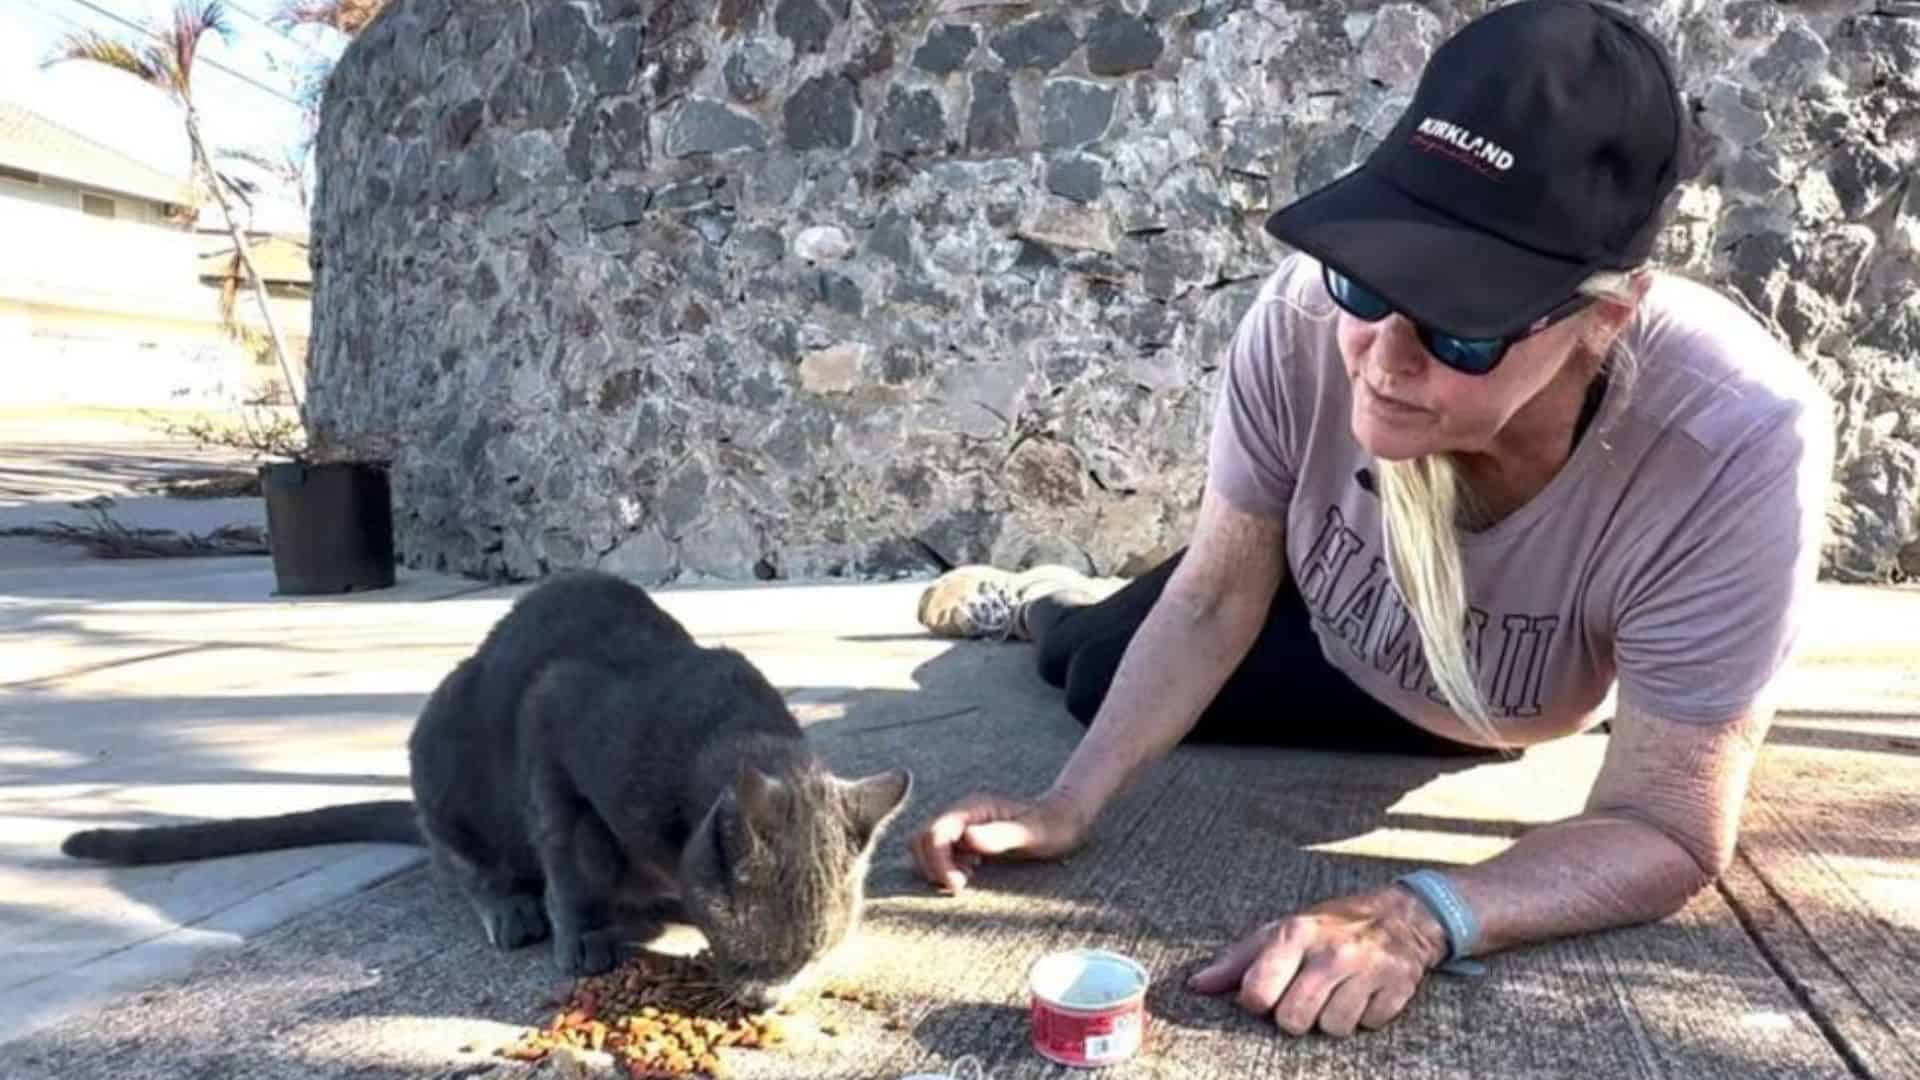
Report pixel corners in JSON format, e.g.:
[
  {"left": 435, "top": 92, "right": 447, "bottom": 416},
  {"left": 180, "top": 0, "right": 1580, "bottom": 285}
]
[
  {"left": 479, "top": 895, "right": 550, "bottom": 950},
  {"left": 551, "top": 927, "right": 619, "bottom": 975}
]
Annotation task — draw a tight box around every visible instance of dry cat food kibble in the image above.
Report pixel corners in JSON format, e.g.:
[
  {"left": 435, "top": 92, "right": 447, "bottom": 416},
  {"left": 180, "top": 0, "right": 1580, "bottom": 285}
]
[
  {"left": 818, "top": 983, "right": 913, "bottom": 1033},
  {"left": 498, "top": 954, "right": 784, "bottom": 1078}
]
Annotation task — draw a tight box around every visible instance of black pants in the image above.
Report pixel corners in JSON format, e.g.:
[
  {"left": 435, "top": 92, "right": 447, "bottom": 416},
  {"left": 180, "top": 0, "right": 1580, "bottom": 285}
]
[{"left": 1028, "top": 549, "right": 1490, "bottom": 756}]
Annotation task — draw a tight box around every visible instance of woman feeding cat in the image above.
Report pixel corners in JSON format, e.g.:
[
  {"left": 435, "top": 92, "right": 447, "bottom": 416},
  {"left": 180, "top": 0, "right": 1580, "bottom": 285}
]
[{"left": 908, "top": 0, "right": 1833, "bottom": 1039}]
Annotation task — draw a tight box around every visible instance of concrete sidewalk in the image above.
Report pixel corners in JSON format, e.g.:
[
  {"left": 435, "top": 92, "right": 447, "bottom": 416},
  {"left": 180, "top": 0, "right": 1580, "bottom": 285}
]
[
  {"left": 0, "top": 406, "right": 267, "bottom": 571},
  {"left": 0, "top": 553, "right": 1915, "bottom": 1078},
  {"left": 0, "top": 407, "right": 263, "bottom": 509}
]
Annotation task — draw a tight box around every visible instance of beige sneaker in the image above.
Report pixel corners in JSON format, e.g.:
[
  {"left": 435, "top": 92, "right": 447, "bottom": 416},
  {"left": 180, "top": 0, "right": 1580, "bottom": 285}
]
[{"left": 916, "top": 564, "right": 1092, "bottom": 641}]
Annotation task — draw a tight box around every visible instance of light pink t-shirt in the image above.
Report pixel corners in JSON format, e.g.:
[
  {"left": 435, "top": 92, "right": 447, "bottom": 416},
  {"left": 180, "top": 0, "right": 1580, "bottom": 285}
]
[{"left": 1207, "top": 253, "right": 1834, "bottom": 746}]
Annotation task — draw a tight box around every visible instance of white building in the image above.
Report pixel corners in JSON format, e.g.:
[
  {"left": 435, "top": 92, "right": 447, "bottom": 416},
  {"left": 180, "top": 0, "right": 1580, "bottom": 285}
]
[{"left": 0, "top": 99, "right": 310, "bottom": 411}]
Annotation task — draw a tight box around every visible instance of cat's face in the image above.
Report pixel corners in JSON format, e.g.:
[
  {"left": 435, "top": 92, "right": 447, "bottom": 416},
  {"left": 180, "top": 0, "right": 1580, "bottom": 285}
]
[{"left": 679, "top": 764, "right": 911, "bottom": 1008}]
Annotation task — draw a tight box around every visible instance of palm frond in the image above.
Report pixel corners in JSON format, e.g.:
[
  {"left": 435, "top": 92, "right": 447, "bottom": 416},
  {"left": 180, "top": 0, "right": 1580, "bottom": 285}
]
[
  {"left": 41, "top": 1, "right": 229, "bottom": 102},
  {"left": 168, "top": 2, "right": 233, "bottom": 98},
  {"left": 44, "top": 31, "right": 166, "bottom": 87},
  {"left": 216, "top": 147, "right": 288, "bottom": 176},
  {"left": 216, "top": 171, "right": 258, "bottom": 227}
]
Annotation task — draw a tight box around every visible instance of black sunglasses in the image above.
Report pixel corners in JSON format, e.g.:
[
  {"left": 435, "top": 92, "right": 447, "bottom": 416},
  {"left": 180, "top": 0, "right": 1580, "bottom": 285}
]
[{"left": 1321, "top": 264, "right": 1593, "bottom": 375}]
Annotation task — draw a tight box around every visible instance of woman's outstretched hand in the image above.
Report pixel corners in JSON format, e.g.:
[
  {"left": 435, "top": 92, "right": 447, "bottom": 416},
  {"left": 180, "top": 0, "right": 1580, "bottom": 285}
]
[
  {"left": 1186, "top": 886, "right": 1449, "bottom": 1037},
  {"left": 911, "top": 791, "right": 1091, "bottom": 894}
]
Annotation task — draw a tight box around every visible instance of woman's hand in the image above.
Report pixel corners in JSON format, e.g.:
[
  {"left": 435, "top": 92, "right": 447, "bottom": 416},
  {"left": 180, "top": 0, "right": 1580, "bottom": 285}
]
[
  {"left": 1187, "top": 886, "right": 1448, "bottom": 1037},
  {"left": 910, "top": 791, "right": 1092, "bottom": 894}
]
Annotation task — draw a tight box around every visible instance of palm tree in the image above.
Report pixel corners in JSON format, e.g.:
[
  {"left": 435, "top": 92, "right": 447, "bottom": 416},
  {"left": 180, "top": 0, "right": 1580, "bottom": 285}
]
[{"left": 47, "top": 2, "right": 304, "bottom": 415}]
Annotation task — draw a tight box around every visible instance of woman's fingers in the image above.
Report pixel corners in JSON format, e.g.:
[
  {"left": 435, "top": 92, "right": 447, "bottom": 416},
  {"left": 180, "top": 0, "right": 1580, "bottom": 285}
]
[
  {"left": 1239, "top": 923, "right": 1311, "bottom": 1021},
  {"left": 1359, "top": 978, "right": 1418, "bottom": 1031},
  {"left": 912, "top": 803, "right": 980, "bottom": 891},
  {"left": 1316, "top": 972, "right": 1380, "bottom": 1038},
  {"left": 1187, "top": 920, "right": 1284, "bottom": 997},
  {"left": 1188, "top": 890, "right": 1438, "bottom": 1037},
  {"left": 912, "top": 794, "right": 1056, "bottom": 892}
]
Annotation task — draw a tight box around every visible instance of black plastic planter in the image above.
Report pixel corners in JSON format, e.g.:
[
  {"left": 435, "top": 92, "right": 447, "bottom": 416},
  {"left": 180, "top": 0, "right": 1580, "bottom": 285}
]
[{"left": 259, "top": 461, "right": 396, "bottom": 595}]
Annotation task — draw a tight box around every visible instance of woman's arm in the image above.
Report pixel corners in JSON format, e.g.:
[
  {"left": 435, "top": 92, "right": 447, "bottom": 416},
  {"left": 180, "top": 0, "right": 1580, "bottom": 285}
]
[
  {"left": 1188, "top": 698, "right": 1774, "bottom": 1038},
  {"left": 1442, "top": 699, "right": 1769, "bottom": 952},
  {"left": 1437, "top": 392, "right": 1825, "bottom": 952},
  {"left": 911, "top": 484, "right": 1288, "bottom": 891},
  {"left": 1041, "top": 484, "right": 1290, "bottom": 831}
]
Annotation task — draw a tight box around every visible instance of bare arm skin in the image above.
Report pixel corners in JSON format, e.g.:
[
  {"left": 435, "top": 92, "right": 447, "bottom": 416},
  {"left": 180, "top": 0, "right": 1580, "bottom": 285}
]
[
  {"left": 1041, "top": 485, "right": 1292, "bottom": 831},
  {"left": 1444, "top": 698, "right": 1768, "bottom": 953},
  {"left": 910, "top": 484, "right": 1287, "bottom": 889},
  {"left": 1191, "top": 698, "right": 1771, "bottom": 1037}
]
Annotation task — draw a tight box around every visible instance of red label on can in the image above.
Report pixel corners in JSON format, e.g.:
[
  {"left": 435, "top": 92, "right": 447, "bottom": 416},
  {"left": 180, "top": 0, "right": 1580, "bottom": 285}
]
[{"left": 1030, "top": 998, "right": 1143, "bottom": 1067}]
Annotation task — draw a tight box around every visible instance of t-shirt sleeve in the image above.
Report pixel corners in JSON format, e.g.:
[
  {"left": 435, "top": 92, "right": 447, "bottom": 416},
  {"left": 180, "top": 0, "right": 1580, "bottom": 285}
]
[
  {"left": 1206, "top": 272, "right": 1301, "bottom": 519},
  {"left": 1612, "top": 399, "right": 1834, "bottom": 724}
]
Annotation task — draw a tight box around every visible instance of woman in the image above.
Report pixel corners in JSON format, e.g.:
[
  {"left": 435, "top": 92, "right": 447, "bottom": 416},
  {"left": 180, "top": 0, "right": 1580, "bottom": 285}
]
[{"left": 909, "top": 0, "right": 1834, "bottom": 1039}]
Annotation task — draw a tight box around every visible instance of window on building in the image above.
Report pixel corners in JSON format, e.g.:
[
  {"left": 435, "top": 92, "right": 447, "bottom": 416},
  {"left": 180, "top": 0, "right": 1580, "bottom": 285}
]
[
  {"left": 0, "top": 165, "right": 41, "bottom": 185},
  {"left": 81, "top": 193, "right": 117, "bottom": 218}
]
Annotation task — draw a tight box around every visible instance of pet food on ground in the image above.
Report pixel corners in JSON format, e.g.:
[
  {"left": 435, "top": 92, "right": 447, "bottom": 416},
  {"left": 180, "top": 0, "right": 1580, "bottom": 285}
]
[{"left": 498, "top": 954, "right": 784, "bottom": 1079}]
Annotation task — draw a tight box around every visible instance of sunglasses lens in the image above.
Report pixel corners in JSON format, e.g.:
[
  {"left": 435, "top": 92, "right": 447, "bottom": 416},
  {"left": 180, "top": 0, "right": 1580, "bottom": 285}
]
[
  {"left": 1425, "top": 332, "right": 1504, "bottom": 373},
  {"left": 1323, "top": 265, "right": 1519, "bottom": 374},
  {"left": 1325, "top": 268, "right": 1391, "bottom": 321}
]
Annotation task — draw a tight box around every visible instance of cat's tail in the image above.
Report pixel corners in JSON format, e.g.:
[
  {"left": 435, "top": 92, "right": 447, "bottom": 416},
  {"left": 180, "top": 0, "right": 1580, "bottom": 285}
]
[{"left": 61, "top": 800, "right": 420, "bottom": 865}]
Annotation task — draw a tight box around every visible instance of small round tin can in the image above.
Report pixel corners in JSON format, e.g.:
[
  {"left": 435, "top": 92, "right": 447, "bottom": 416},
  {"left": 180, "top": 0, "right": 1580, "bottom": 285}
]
[{"left": 1027, "top": 948, "right": 1149, "bottom": 1068}]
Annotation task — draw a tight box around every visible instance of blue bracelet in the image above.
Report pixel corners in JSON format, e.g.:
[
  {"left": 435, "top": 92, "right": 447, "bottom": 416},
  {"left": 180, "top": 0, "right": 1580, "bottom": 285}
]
[{"left": 1395, "top": 869, "right": 1488, "bottom": 977}]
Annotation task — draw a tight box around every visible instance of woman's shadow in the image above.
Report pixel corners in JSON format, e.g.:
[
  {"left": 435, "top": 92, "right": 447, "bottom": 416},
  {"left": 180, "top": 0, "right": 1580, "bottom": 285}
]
[
  {"left": 801, "top": 632, "right": 1517, "bottom": 1064},
  {"left": 813, "top": 632, "right": 1509, "bottom": 894}
]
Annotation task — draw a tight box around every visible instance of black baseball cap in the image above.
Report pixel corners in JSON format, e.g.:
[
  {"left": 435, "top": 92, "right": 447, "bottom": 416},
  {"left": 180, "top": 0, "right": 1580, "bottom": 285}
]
[{"left": 1265, "top": 0, "right": 1689, "bottom": 340}]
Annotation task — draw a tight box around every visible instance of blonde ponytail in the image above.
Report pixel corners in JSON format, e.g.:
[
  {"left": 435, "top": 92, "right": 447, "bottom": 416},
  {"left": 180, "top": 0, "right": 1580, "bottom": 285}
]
[
  {"left": 1371, "top": 267, "right": 1647, "bottom": 748},
  {"left": 1376, "top": 454, "right": 1499, "bottom": 745}
]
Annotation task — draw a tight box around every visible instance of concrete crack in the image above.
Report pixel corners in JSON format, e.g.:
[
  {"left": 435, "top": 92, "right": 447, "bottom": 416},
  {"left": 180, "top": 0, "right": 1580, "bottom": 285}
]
[{"left": 1716, "top": 850, "right": 1877, "bottom": 1078}]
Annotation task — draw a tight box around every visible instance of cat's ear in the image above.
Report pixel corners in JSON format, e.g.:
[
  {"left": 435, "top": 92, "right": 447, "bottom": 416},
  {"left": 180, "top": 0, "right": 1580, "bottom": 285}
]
[
  {"left": 735, "top": 761, "right": 783, "bottom": 834},
  {"left": 837, "top": 768, "right": 912, "bottom": 851}
]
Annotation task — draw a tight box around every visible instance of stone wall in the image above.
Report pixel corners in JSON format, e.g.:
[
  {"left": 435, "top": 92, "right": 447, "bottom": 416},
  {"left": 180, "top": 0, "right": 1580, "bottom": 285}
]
[{"left": 308, "top": 0, "right": 1920, "bottom": 584}]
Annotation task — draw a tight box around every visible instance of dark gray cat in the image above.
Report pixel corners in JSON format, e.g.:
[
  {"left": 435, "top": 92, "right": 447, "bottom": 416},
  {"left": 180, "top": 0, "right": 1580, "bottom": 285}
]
[{"left": 62, "top": 570, "right": 911, "bottom": 1006}]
